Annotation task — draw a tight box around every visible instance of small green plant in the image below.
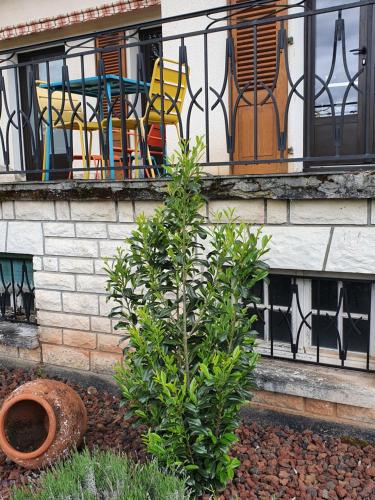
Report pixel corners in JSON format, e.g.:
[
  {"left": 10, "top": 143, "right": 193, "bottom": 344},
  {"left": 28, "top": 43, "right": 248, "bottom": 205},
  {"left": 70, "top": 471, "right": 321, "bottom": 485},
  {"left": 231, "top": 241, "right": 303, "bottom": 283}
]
[
  {"left": 11, "top": 448, "right": 188, "bottom": 499},
  {"left": 34, "top": 365, "right": 45, "bottom": 378},
  {"left": 106, "top": 138, "right": 270, "bottom": 495}
]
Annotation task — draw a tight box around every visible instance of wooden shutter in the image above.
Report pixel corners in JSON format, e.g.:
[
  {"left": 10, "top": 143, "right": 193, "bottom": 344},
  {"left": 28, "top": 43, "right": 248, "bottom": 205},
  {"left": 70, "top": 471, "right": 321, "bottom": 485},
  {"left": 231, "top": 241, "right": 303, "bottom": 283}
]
[
  {"left": 95, "top": 32, "right": 127, "bottom": 119},
  {"left": 95, "top": 32, "right": 127, "bottom": 178},
  {"left": 231, "top": 0, "right": 288, "bottom": 174}
]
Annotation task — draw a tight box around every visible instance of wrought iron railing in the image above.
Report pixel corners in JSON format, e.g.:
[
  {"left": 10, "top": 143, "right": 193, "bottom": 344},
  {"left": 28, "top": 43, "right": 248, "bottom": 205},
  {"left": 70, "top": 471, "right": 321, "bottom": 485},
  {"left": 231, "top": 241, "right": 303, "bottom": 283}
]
[
  {"left": 0, "top": 256, "right": 35, "bottom": 323},
  {"left": 0, "top": 0, "right": 375, "bottom": 181},
  {"left": 252, "top": 274, "right": 374, "bottom": 372}
]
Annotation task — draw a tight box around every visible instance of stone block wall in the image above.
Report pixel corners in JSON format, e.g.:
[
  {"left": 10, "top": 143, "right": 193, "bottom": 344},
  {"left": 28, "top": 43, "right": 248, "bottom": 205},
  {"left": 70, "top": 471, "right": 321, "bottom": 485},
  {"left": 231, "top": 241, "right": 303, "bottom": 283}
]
[
  {"left": 0, "top": 196, "right": 374, "bottom": 374},
  {"left": 252, "top": 390, "right": 375, "bottom": 429},
  {"left": 0, "top": 172, "right": 375, "bottom": 429},
  {"left": 1, "top": 199, "right": 152, "bottom": 373},
  {"left": 252, "top": 358, "right": 375, "bottom": 429},
  {"left": 209, "top": 198, "right": 373, "bottom": 274},
  {"left": 1, "top": 175, "right": 375, "bottom": 376}
]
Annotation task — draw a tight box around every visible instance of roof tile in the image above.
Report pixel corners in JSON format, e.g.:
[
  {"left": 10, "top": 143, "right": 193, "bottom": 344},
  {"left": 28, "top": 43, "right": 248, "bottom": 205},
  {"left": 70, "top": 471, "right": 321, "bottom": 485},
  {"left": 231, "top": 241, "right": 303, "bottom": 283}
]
[{"left": 0, "top": 0, "right": 160, "bottom": 41}]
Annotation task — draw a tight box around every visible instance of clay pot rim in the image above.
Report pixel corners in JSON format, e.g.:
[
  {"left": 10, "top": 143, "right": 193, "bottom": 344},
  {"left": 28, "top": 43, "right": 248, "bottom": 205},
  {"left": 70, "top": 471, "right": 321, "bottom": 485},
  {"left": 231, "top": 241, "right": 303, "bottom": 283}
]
[{"left": 0, "top": 394, "right": 57, "bottom": 460}]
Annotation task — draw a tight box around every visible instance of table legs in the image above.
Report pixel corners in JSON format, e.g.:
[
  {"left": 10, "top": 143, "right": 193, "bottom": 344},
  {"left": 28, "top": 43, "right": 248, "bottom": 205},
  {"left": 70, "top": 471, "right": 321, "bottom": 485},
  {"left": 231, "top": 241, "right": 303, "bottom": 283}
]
[
  {"left": 106, "top": 82, "right": 115, "bottom": 180},
  {"left": 44, "top": 125, "right": 51, "bottom": 181}
]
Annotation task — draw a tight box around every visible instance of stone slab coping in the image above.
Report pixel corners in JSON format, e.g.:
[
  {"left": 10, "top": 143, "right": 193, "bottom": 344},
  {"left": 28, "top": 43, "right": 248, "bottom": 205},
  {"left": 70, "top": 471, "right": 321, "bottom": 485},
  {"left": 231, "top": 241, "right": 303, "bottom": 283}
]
[
  {"left": 255, "top": 358, "right": 375, "bottom": 409},
  {"left": 1, "top": 169, "right": 375, "bottom": 201},
  {"left": 0, "top": 321, "right": 39, "bottom": 349}
]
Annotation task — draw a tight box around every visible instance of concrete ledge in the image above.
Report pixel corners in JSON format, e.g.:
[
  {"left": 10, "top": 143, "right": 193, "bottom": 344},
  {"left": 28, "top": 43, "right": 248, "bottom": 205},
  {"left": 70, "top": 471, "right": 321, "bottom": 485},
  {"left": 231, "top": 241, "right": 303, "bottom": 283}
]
[
  {"left": 254, "top": 358, "right": 375, "bottom": 430},
  {"left": 255, "top": 358, "right": 375, "bottom": 409},
  {"left": 0, "top": 321, "right": 39, "bottom": 349},
  {"left": 1, "top": 169, "right": 375, "bottom": 201}
]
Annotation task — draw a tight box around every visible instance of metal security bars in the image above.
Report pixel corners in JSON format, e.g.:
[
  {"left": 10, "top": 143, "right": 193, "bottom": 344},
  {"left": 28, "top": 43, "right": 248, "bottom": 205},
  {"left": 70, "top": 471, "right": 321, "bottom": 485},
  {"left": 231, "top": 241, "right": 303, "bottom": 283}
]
[
  {"left": 1, "top": 0, "right": 375, "bottom": 181},
  {"left": 251, "top": 274, "right": 375, "bottom": 372},
  {"left": 0, "top": 256, "right": 35, "bottom": 324}
]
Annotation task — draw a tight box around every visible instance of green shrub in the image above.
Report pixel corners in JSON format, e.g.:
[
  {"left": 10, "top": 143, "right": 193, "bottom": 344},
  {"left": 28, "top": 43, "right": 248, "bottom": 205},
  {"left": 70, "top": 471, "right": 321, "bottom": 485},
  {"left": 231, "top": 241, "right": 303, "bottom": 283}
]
[
  {"left": 12, "top": 448, "right": 188, "bottom": 499},
  {"left": 105, "top": 138, "right": 270, "bottom": 495}
]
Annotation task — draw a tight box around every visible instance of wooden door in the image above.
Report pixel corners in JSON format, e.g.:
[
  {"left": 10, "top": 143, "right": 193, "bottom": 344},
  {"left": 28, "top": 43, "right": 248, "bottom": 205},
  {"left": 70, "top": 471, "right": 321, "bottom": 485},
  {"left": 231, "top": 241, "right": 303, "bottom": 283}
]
[{"left": 231, "top": 0, "right": 288, "bottom": 174}]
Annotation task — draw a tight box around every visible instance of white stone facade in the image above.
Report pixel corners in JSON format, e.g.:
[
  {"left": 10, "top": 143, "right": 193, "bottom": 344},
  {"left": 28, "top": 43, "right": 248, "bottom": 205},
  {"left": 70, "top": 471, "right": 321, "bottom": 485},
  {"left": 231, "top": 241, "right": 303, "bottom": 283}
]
[{"left": 1, "top": 196, "right": 375, "bottom": 374}]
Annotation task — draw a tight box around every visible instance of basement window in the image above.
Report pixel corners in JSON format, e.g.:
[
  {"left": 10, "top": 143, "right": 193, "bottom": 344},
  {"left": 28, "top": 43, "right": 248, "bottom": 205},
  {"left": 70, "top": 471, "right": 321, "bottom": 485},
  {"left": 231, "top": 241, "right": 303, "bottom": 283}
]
[
  {"left": 250, "top": 274, "right": 374, "bottom": 371},
  {"left": 0, "top": 254, "right": 35, "bottom": 324}
]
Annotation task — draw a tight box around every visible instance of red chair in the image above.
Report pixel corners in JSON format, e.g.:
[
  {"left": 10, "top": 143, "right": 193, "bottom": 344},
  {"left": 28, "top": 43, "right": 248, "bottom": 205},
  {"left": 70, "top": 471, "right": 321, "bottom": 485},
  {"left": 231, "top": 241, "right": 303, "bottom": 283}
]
[
  {"left": 73, "top": 124, "right": 164, "bottom": 179},
  {"left": 114, "top": 124, "right": 163, "bottom": 179}
]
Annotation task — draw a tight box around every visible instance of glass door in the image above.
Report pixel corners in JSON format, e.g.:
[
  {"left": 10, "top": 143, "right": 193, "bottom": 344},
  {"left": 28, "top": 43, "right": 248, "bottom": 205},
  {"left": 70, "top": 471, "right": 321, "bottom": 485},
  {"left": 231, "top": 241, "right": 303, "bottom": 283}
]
[
  {"left": 307, "top": 0, "right": 373, "bottom": 163},
  {"left": 19, "top": 46, "right": 69, "bottom": 180}
]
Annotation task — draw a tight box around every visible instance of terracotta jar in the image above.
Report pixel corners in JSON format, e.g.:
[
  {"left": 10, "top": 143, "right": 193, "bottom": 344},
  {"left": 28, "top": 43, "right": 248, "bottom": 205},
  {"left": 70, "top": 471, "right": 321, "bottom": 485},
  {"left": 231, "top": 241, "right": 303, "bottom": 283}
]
[{"left": 0, "top": 379, "right": 87, "bottom": 469}]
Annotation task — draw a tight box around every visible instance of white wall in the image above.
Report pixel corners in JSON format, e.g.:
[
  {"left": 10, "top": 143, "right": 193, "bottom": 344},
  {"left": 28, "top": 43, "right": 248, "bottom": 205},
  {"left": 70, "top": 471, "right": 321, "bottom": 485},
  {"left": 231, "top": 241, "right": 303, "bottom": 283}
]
[
  {"left": 0, "top": 55, "right": 19, "bottom": 175},
  {"left": 286, "top": 1, "right": 305, "bottom": 173},
  {"left": 161, "top": 0, "right": 230, "bottom": 174},
  {"left": 1, "top": 195, "right": 375, "bottom": 373}
]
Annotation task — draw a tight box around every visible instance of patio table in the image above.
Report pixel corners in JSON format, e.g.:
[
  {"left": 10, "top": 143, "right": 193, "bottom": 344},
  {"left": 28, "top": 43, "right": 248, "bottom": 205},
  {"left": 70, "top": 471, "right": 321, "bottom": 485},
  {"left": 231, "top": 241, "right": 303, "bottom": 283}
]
[{"left": 40, "top": 75, "right": 149, "bottom": 180}]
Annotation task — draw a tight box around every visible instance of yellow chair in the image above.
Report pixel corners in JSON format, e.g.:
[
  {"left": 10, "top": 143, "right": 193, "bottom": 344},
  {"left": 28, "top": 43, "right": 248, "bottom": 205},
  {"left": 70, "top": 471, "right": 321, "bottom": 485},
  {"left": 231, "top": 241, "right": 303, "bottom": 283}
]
[
  {"left": 36, "top": 81, "right": 101, "bottom": 180},
  {"left": 103, "top": 58, "right": 188, "bottom": 178}
]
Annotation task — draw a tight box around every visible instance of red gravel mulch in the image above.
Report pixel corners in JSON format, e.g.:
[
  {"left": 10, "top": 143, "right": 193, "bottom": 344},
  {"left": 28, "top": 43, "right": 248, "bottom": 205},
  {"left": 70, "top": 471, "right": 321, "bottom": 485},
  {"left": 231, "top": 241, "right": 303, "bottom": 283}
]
[{"left": 0, "top": 367, "right": 375, "bottom": 499}]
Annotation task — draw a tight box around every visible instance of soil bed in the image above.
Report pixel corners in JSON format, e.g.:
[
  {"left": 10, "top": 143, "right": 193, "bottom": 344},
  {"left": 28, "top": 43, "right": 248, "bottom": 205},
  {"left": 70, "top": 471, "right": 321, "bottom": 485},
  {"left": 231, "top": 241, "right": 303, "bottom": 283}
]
[{"left": 0, "top": 367, "right": 374, "bottom": 499}]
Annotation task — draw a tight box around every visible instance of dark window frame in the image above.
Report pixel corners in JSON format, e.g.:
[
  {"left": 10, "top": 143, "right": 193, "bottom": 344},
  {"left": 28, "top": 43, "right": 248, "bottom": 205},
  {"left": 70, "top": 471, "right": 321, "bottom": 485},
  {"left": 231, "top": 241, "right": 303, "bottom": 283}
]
[
  {"left": 0, "top": 254, "right": 35, "bottom": 324},
  {"left": 304, "top": 0, "right": 375, "bottom": 168}
]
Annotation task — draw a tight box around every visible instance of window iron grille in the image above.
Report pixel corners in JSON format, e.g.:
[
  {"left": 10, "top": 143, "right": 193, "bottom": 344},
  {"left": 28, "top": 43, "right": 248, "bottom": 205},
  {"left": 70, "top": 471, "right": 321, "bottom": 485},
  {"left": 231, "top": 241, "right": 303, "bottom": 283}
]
[
  {"left": 250, "top": 274, "right": 374, "bottom": 372},
  {"left": 0, "top": 255, "right": 35, "bottom": 324}
]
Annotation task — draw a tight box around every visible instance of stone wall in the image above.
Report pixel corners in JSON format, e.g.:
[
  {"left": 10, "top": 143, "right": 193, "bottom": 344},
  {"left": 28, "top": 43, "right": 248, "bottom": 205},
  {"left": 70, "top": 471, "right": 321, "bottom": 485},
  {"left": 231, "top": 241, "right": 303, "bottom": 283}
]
[
  {"left": 1, "top": 173, "right": 375, "bottom": 427},
  {"left": 1, "top": 173, "right": 375, "bottom": 376},
  {"left": 0, "top": 172, "right": 375, "bottom": 362},
  {"left": 1, "top": 198, "right": 144, "bottom": 373},
  {"left": 252, "top": 390, "right": 375, "bottom": 429},
  {"left": 254, "top": 359, "right": 375, "bottom": 429}
]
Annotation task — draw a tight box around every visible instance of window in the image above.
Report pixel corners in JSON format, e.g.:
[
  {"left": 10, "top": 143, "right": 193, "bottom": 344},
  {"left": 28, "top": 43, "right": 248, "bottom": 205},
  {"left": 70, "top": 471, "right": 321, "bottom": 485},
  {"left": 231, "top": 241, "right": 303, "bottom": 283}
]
[
  {"left": 251, "top": 274, "right": 374, "bottom": 371},
  {"left": 0, "top": 255, "right": 35, "bottom": 324}
]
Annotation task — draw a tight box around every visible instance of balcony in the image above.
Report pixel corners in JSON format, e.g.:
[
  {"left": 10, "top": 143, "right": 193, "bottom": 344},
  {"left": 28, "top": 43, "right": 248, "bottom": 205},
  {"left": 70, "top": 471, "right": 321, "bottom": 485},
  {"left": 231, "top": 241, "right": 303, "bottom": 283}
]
[{"left": 0, "top": 0, "right": 373, "bottom": 182}]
